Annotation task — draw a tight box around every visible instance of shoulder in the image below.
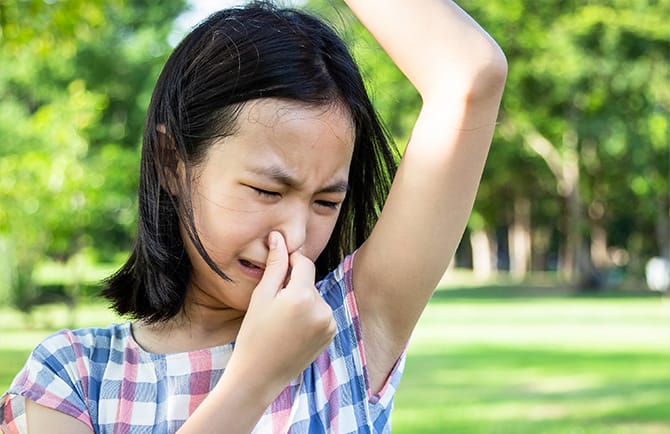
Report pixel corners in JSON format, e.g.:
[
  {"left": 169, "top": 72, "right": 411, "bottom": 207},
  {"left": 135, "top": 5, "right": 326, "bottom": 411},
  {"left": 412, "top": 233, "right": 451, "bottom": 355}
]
[
  {"left": 0, "top": 324, "right": 129, "bottom": 433},
  {"left": 314, "top": 251, "right": 405, "bottom": 393},
  {"left": 31, "top": 323, "right": 131, "bottom": 365},
  {"left": 9, "top": 322, "right": 132, "bottom": 394},
  {"left": 314, "top": 251, "right": 362, "bottom": 367},
  {"left": 316, "top": 252, "right": 359, "bottom": 337},
  {"left": 316, "top": 251, "right": 355, "bottom": 305}
]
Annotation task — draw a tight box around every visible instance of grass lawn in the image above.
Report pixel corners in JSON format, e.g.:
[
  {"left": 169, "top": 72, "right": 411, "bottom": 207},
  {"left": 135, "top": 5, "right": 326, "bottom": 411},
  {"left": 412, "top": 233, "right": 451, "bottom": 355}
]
[
  {"left": 393, "top": 284, "right": 670, "bottom": 434},
  {"left": 1, "top": 282, "right": 668, "bottom": 433}
]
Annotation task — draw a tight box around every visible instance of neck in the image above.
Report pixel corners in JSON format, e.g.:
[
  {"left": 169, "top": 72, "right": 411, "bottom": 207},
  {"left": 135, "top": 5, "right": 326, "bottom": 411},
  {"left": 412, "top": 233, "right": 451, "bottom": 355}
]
[{"left": 132, "top": 304, "right": 245, "bottom": 354}]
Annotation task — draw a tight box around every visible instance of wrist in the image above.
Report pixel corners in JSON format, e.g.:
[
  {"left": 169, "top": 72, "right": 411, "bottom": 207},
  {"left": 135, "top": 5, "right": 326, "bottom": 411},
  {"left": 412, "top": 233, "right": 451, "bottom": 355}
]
[{"left": 221, "top": 353, "right": 288, "bottom": 409}]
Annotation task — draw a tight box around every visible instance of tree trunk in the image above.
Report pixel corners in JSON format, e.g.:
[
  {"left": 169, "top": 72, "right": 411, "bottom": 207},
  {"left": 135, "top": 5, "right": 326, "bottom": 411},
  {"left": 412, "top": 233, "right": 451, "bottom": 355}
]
[
  {"left": 0, "top": 236, "right": 17, "bottom": 300},
  {"left": 586, "top": 199, "right": 608, "bottom": 270},
  {"left": 657, "top": 194, "right": 670, "bottom": 259},
  {"left": 507, "top": 121, "right": 590, "bottom": 285},
  {"left": 531, "top": 227, "right": 552, "bottom": 271},
  {"left": 590, "top": 221, "right": 609, "bottom": 269},
  {"left": 470, "top": 228, "right": 495, "bottom": 280},
  {"left": 509, "top": 197, "right": 531, "bottom": 279},
  {"left": 562, "top": 188, "right": 580, "bottom": 280},
  {"left": 559, "top": 128, "right": 582, "bottom": 282}
]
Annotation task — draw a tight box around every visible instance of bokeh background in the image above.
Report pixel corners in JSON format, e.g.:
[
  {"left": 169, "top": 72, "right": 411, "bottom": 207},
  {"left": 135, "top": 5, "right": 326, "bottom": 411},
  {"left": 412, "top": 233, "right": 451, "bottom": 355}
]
[{"left": 0, "top": 0, "right": 668, "bottom": 432}]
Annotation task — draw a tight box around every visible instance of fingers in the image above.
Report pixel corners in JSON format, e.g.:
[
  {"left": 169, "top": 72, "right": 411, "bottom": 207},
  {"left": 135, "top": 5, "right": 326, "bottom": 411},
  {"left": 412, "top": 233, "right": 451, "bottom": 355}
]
[
  {"left": 254, "top": 231, "right": 289, "bottom": 299},
  {"left": 286, "top": 250, "right": 316, "bottom": 290},
  {"left": 253, "top": 232, "right": 317, "bottom": 303}
]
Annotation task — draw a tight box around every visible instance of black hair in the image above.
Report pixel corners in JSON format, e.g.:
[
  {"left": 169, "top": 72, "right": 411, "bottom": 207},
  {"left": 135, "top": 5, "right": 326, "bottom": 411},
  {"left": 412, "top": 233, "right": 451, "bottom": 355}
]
[{"left": 103, "top": 1, "right": 398, "bottom": 323}]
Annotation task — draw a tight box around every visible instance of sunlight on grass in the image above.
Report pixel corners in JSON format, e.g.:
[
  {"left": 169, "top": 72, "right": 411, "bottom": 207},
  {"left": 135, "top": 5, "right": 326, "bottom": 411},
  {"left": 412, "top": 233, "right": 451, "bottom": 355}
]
[
  {"left": 0, "top": 303, "right": 121, "bottom": 351},
  {"left": 392, "top": 292, "right": 670, "bottom": 434},
  {"left": 411, "top": 297, "right": 669, "bottom": 351},
  {"left": 0, "top": 303, "right": 120, "bottom": 329}
]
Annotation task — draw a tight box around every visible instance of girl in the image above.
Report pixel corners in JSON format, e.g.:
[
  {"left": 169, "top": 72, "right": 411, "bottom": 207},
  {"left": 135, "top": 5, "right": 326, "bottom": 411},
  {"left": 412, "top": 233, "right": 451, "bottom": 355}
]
[{"left": 1, "top": 0, "right": 506, "bottom": 432}]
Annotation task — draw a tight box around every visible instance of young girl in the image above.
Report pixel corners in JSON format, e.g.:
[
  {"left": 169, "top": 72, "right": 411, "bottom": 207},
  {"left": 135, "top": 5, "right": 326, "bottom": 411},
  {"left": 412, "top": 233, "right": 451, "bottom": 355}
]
[{"left": 1, "top": 0, "right": 506, "bottom": 432}]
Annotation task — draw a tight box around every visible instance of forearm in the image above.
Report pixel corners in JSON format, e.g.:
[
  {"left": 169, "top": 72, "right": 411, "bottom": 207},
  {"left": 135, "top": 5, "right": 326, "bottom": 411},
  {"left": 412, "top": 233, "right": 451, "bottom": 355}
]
[{"left": 343, "top": 0, "right": 506, "bottom": 99}]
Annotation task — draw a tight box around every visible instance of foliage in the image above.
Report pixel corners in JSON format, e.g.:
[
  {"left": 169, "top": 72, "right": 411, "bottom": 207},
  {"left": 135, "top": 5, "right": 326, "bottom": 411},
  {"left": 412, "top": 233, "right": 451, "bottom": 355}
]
[
  {"left": 305, "top": 0, "right": 421, "bottom": 148},
  {"left": 308, "top": 0, "right": 669, "bottom": 283},
  {"left": 472, "top": 0, "right": 670, "bottom": 277},
  {"left": 0, "top": 0, "right": 667, "bottom": 305},
  {"left": 0, "top": 0, "right": 187, "bottom": 308}
]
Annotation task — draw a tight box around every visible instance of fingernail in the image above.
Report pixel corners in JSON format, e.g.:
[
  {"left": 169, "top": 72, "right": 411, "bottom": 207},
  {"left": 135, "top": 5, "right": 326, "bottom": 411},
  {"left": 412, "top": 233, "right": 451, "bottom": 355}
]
[{"left": 269, "top": 232, "right": 277, "bottom": 249}]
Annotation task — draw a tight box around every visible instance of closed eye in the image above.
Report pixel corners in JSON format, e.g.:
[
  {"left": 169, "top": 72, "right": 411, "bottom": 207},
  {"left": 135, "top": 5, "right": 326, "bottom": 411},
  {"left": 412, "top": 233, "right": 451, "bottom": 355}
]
[
  {"left": 250, "top": 186, "right": 281, "bottom": 198},
  {"left": 315, "top": 200, "right": 340, "bottom": 210}
]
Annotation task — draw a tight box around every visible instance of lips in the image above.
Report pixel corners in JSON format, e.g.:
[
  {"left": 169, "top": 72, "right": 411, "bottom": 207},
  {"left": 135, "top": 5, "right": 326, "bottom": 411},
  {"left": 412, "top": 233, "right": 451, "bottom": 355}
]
[{"left": 239, "top": 259, "right": 265, "bottom": 271}]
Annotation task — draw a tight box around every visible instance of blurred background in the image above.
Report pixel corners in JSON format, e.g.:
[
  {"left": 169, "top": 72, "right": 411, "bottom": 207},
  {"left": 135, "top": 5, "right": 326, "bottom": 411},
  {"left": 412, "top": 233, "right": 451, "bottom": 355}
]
[{"left": 0, "top": 0, "right": 668, "bottom": 433}]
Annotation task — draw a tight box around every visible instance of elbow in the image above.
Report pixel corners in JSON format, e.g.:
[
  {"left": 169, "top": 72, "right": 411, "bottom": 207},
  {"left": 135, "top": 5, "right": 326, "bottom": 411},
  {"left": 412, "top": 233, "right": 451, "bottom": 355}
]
[
  {"left": 467, "top": 47, "right": 508, "bottom": 103},
  {"left": 421, "top": 44, "right": 508, "bottom": 105}
]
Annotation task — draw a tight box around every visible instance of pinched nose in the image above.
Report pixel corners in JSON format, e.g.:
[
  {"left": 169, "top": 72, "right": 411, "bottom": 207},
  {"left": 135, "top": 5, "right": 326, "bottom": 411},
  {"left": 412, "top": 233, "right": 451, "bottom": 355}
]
[
  {"left": 274, "top": 206, "right": 308, "bottom": 256},
  {"left": 277, "top": 224, "right": 306, "bottom": 256}
]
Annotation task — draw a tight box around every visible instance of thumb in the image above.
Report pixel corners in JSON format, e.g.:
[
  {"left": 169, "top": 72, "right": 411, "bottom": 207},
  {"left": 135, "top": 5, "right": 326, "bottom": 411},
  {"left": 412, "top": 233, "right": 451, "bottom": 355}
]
[{"left": 254, "top": 231, "right": 289, "bottom": 299}]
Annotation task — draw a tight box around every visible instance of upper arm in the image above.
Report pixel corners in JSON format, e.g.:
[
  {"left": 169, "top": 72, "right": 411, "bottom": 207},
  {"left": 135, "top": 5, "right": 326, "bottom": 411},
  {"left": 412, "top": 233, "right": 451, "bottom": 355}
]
[
  {"left": 356, "top": 90, "right": 505, "bottom": 334},
  {"left": 345, "top": 0, "right": 507, "bottom": 391},
  {"left": 26, "top": 399, "right": 93, "bottom": 434},
  {"left": 9, "top": 330, "right": 95, "bottom": 434}
]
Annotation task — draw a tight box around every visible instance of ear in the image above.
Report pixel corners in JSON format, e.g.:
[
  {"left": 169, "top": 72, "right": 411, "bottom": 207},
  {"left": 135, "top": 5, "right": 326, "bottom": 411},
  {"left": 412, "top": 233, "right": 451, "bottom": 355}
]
[{"left": 156, "top": 124, "right": 184, "bottom": 197}]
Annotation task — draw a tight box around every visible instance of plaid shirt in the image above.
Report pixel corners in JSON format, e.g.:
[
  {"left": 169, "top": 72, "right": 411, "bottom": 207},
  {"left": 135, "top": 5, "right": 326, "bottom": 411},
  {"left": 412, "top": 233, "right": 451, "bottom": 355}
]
[{"left": 1, "top": 253, "right": 405, "bottom": 433}]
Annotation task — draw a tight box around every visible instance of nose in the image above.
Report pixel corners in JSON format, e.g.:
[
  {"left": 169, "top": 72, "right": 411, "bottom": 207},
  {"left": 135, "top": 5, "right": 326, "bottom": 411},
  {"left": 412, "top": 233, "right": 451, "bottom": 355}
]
[{"left": 276, "top": 205, "right": 308, "bottom": 255}]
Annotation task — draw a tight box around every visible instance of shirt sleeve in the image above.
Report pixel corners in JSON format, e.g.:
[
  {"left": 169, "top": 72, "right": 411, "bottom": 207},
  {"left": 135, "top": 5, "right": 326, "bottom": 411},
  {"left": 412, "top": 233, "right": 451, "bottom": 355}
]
[
  {"left": 319, "top": 251, "right": 407, "bottom": 408},
  {"left": 0, "top": 330, "right": 94, "bottom": 433}
]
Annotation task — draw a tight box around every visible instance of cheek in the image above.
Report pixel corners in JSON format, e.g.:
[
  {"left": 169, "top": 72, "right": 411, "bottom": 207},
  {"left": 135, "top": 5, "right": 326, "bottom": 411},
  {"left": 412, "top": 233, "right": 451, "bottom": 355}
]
[
  {"left": 191, "top": 196, "right": 266, "bottom": 255},
  {"left": 199, "top": 212, "right": 264, "bottom": 250},
  {"left": 306, "top": 215, "right": 341, "bottom": 261}
]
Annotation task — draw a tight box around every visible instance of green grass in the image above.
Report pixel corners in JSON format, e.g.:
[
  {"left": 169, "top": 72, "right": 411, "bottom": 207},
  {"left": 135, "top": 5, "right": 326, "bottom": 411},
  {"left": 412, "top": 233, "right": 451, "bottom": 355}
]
[
  {"left": 0, "top": 303, "right": 121, "bottom": 390},
  {"left": 1, "top": 284, "right": 668, "bottom": 433},
  {"left": 392, "top": 286, "right": 670, "bottom": 433}
]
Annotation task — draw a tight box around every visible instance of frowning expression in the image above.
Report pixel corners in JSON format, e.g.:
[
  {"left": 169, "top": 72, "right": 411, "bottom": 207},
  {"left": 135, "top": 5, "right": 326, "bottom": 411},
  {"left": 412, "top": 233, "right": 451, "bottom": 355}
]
[{"left": 181, "top": 98, "right": 355, "bottom": 312}]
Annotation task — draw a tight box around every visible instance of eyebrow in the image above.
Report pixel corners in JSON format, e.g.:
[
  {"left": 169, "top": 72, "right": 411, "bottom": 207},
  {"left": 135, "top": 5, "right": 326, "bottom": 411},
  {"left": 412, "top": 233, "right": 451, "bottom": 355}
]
[{"left": 248, "top": 165, "right": 349, "bottom": 194}]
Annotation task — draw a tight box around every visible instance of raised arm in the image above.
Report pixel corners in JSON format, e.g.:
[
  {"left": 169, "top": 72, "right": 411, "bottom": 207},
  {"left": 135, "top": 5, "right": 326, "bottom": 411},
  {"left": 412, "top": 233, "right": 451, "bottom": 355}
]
[{"left": 347, "top": 0, "right": 507, "bottom": 392}]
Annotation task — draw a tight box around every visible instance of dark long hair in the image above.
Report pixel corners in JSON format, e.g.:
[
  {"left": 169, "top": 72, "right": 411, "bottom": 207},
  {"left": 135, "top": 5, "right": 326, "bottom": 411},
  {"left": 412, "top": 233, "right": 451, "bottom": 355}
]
[{"left": 103, "top": 1, "right": 398, "bottom": 323}]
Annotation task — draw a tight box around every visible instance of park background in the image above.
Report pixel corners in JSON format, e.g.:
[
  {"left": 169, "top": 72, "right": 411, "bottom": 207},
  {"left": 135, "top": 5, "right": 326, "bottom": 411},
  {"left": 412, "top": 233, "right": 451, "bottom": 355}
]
[{"left": 0, "top": 0, "right": 668, "bottom": 432}]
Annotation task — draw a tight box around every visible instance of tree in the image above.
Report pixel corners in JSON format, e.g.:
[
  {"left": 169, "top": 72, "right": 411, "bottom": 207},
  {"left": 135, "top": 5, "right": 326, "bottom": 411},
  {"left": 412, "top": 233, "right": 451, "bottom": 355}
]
[
  {"left": 478, "top": 0, "right": 670, "bottom": 285},
  {"left": 0, "top": 0, "right": 187, "bottom": 310},
  {"left": 307, "top": 0, "right": 669, "bottom": 287}
]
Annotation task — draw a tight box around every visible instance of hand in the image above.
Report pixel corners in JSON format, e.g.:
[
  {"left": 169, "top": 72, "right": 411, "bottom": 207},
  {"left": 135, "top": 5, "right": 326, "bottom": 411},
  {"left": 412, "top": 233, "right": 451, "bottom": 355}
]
[{"left": 227, "top": 231, "right": 337, "bottom": 404}]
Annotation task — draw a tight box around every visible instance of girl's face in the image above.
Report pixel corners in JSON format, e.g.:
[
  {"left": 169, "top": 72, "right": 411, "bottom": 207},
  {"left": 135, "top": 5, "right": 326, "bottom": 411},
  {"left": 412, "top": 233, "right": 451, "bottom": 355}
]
[{"left": 182, "top": 98, "right": 354, "bottom": 313}]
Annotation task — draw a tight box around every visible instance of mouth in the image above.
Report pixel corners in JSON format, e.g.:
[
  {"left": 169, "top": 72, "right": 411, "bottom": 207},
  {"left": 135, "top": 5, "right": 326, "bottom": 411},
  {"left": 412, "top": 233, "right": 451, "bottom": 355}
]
[{"left": 239, "top": 259, "right": 265, "bottom": 271}]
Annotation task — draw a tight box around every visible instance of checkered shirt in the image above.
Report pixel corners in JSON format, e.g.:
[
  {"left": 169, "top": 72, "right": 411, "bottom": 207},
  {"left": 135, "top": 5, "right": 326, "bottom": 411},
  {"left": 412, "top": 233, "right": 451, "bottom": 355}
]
[{"left": 1, "top": 253, "right": 406, "bottom": 433}]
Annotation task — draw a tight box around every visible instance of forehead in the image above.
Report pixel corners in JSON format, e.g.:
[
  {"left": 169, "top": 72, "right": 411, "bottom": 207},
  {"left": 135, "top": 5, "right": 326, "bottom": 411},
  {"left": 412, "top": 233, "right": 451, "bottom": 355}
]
[
  {"left": 240, "top": 98, "right": 355, "bottom": 148},
  {"left": 202, "top": 98, "right": 355, "bottom": 186}
]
